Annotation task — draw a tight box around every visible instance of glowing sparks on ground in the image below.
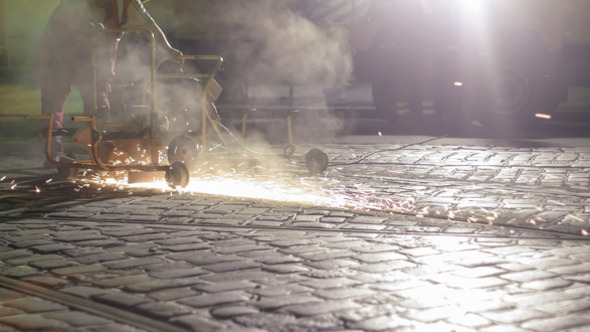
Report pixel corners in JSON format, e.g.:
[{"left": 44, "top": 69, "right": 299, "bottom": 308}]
[
  {"left": 17, "top": 152, "right": 573, "bottom": 234},
  {"left": 447, "top": 210, "right": 456, "bottom": 220},
  {"left": 72, "top": 162, "right": 418, "bottom": 214},
  {"left": 126, "top": 173, "right": 388, "bottom": 211},
  {"left": 566, "top": 214, "right": 585, "bottom": 223},
  {"left": 64, "top": 164, "right": 516, "bottom": 227}
]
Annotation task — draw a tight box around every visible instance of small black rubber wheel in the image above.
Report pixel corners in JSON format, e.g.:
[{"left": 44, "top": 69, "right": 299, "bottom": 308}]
[
  {"left": 305, "top": 148, "right": 329, "bottom": 175},
  {"left": 165, "top": 161, "right": 190, "bottom": 188},
  {"left": 284, "top": 144, "right": 296, "bottom": 156}
]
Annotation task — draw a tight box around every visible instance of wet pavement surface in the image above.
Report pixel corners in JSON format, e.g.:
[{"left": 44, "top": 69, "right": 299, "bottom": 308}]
[{"left": 1, "top": 135, "right": 590, "bottom": 331}]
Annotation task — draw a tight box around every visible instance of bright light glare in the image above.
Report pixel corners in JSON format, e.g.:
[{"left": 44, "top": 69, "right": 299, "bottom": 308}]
[
  {"left": 535, "top": 113, "right": 551, "bottom": 120},
  {"left": 453, "top": 81, "right": 464, "bottom": 87}
]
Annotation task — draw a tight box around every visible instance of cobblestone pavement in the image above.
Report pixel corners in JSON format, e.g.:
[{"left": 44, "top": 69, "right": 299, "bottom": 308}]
[{"left": 1, "top": 137, "right": 590, "bottom": 331}]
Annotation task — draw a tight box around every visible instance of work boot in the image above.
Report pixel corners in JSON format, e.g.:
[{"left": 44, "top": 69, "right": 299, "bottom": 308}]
[
  {"left": 41, "top": 135, "right": 63, "bottom": 168},
  {"left": 43, "top": 152, "right": 63, "bottom": 169}
]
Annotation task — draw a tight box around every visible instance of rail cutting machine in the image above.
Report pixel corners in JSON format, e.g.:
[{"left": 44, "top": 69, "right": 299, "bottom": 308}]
[{"left": 28, "top": 28, "right": 328, "bottom": 189}]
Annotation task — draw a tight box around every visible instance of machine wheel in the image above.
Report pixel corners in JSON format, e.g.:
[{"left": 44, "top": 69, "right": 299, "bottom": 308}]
[
  {"left": 474, "top": 60, "right": 562, "bottom": 131},
  {"left": 284, "top": 144, "right": 296, "bottom": 156},
  {"left": 305, "top": 148, "right": 329, "bottom": 175},
  {"left": 165, "top": 162, "right": 190, "bottom": 188},
  {"left": 479, "top": 66, "right": 530, "bottom": 121},
  {"left": 56, "top": 153, "right": 78, "bottom": 179},
  {"left": 167, "top": 135, "right": 200, "bottom": 170}
]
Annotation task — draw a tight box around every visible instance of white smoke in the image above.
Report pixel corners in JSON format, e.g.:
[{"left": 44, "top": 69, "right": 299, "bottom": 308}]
[
  {"left": 211, "top": 0, "right": 354, "bottom": 141},
  {"left": 216, "top": 0, "right": 353, "bottom": 89},
  {"left": 119, "top": 0, "right": 355, "bottom": 147},
  {"left": 112, "top": 33, "right": 204, "bottom": 138}
]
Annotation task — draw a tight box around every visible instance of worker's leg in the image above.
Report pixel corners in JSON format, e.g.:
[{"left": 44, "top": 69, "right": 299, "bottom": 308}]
[
  {"left": 76, "top": 68, "right": 111, "bottom": 120},
  {"left": 76, "top": 43, "right": 115, "bottom": 120},
  {"left": 40, "top": 71, "right": 72, "bottom": 158}
]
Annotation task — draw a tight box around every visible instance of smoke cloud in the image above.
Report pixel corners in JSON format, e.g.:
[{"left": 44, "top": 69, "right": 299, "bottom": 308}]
[
  {"left": 209, "top": 0, "right": 354, "bottom": 142},
  {"left": 115, "top": 0, "right": 356, "bottom": 146},
  {"left": 113, "top": 34, "right": 205, "bottom": 137},
  {"left": 215, "top": 0, "right": 353, "bottom": 88}
]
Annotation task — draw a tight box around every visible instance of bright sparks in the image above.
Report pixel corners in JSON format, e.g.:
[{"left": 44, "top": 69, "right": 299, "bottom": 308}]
[
  {"left": 126, "top": 172, "right": 398, "bottom": 212},
  {"left": 76, "top": 160, "right": 417, "bottom": 214},
  {"left": 535, "top": 113, "right": 552, "bottom": 120},
  {"left": 33, "top": 150, "right": 526, "bottom": 230}
]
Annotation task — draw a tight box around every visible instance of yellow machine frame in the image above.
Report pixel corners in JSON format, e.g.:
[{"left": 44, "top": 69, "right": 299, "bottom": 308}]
[{"left": 27, "top": 27, "right": 225, "bottom": 187}]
